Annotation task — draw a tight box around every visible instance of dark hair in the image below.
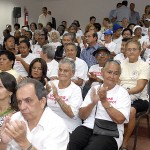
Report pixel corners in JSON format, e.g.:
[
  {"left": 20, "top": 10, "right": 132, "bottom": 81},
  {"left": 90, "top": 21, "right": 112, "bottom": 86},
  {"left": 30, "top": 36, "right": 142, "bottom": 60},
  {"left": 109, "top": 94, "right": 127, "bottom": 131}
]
[
  {"left": 42, "top": 7, "right": 47, "bottom": 10},
  {"left": 94, "top": 23, "right": 101, "bottom": 31},
  {"left": 16, "top": 78, "right": 47, "bottom": 102},
  {"left": 14, "top": 23, "right": 20, "bottom": 29},
  {"left": 3, "top": 35, "right": 15, "bottom": 50},
  {"left": 122, "top": 0, "right": 128, "bottom": 6},
  {"left": 73, "top": 20, "right": 80, "bottom": 27},
  {"left": 30, "top": 22, "right": 37, "bottom": 30},
  {"left": 122, "top": 38, "right": 132, "bottom": 42},
  {"left": 90, "top": 16, "right": 96, "bottom": 21},
  {"left": 117, "top": 3, "right": 122, "bottom": 8},
  {"left": 20, "top": 39, "right": 31, "bottom": 48},
  {"left": 127, "top": 23, "right": 136, "bottom": 29},
  {"left": 122, "top": 28, "right": 133, "bottom": 36},
  {"left": 0, "top": 50, "right": 15, "bottom": 68},
  {"left": 25, "top": 31, "right": 32, "bottom": 39},
  {"left": 0, "top": 72, "right": 18, "bottom": 111},
  {"left": 28, "top": 58, "right": 49, "bottom": 85}
]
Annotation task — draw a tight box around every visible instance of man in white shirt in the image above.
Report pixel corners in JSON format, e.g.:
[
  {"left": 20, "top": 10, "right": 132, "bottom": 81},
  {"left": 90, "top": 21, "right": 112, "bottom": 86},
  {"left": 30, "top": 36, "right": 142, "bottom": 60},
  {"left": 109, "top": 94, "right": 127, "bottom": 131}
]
[
  {"left": 65, "top": 43, "right": 88, "bottom": 87},
  {"left": 1, "top": 78, "right": 69, "bottom": 150},
  {"left": 38, "top": 7, "right": 52, "bottom": 27}
]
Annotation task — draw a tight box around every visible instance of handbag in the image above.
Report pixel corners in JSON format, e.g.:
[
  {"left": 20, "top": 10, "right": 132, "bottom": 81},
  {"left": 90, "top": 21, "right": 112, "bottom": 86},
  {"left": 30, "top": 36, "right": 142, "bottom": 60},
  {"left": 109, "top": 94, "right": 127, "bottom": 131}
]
[{"left": 93, "top": 105, "right": 119, "bottom": 138}]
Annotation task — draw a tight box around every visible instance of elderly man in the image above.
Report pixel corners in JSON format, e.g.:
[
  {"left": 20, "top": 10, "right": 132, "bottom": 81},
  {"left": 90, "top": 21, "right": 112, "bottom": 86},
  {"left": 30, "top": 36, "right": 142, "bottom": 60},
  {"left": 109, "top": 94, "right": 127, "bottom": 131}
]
[
  {"left": 65, "top": 43, "right": 88, "bottom": 87},
  {"left": 1, "top": 78, "right": 69, "bottom": 150},
  {"left": 68, "top": 60, "right": 131, "bottom": 150},
  {"left": 55, "top": 33, "right": 81, "bottom": 61}
]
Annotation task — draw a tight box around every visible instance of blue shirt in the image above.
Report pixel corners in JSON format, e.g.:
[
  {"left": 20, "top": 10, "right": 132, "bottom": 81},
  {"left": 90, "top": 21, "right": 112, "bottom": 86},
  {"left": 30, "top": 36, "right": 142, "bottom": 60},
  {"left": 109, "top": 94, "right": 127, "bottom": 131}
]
[{"left": 80, "top": 43, "right": 100, "bottom": 68}]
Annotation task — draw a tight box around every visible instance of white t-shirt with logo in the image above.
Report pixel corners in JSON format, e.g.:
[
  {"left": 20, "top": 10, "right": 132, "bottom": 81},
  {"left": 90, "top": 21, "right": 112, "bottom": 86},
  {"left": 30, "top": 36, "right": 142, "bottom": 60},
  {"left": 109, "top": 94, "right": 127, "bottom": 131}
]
[
  {"left": 120, "top": 58, "right": 150, "bottom": 101},
  {"left": 47, "top": 80, "right": 83, "bottom": 133},
  {"left": 81, "top": 84, "right": 131, "bottom": 149}
]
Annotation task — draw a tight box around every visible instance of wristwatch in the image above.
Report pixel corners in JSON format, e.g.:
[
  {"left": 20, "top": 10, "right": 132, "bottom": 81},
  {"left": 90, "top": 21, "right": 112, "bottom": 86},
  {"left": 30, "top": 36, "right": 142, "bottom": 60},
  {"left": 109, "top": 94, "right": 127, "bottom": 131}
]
[{"left": 105, "top": 104, "right": 112, "bottom": 110}]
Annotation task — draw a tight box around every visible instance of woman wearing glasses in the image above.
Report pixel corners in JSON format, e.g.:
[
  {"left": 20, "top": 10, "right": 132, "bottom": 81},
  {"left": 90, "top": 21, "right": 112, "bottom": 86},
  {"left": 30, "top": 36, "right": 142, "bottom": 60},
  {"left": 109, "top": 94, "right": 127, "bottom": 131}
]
[{"left": 120, "top": 39, "right": 150, "bottom": 150}]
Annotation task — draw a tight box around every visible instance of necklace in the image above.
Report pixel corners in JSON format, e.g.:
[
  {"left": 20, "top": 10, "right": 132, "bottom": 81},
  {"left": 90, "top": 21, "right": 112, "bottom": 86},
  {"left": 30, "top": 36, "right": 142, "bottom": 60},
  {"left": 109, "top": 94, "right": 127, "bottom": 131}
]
[
  {"left": 0, "top": 107, "right": 13, "bottom": 127},
  {"left": 0, "top": 107, "right": 13, "bottom": 117}
]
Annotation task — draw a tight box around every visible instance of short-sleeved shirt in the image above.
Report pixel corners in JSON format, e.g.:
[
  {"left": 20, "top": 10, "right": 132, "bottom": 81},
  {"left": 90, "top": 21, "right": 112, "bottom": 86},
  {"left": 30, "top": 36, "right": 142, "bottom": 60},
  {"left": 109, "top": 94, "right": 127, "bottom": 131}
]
[
  {"left": 47, "top": 80, "right": 83, "bottom": 133},
  {"left": 81, "top": 84, "right": 131, "bottom": 148}
]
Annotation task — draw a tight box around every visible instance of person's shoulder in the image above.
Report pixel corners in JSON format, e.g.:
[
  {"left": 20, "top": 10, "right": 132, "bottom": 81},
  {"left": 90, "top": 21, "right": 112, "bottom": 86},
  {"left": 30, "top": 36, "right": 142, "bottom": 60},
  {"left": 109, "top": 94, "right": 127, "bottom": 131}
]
[
  {"left": 71, "top": 81, "right": 82, "bottom": 90},
  {"left": 76, "top": 57, "right": 87, "bottom": 65},
  {"left": 11, "top": 111, "right": 23, "bottom": 121},
  {"left": 139, "top": 59, "right": 150, "bottom": 67}
]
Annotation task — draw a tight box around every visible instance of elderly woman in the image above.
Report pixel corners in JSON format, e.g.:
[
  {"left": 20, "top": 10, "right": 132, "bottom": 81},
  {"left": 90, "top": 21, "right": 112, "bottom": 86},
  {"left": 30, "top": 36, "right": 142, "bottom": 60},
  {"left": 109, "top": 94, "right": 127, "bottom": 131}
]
[
  {"left": 28, "top": 58, "right": 49, "bottom": 86},
  {"left": 0, "top": 72, "right": 18, "bottom": 149},
  {"left": 40, "top": 44, "right": 58, "bottom": 80},
  {"left": 68, "top": 60, "right": 131, "bottom": 150},
  {"left": 48, "top": 31, "right": 61, "bottom": 51},
  {"left": 0, "top": 50, "right": 21, "bottom": 82},
  {"left": 47, "top": 58, "right": 83, "bottom": 133},
  {"left": 119, "top": 39, "right": 150, "bottom": 149}
]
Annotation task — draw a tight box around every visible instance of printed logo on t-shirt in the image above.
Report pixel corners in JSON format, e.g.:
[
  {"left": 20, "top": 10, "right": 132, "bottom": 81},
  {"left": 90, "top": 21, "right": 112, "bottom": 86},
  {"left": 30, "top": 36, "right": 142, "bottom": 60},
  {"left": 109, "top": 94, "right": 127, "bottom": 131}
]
[
  {"left": 47, "top": 94, "right": 68, "bottom": 102},
  {"left": 107, "top": 97, "right": 116, "bottom": 104}
]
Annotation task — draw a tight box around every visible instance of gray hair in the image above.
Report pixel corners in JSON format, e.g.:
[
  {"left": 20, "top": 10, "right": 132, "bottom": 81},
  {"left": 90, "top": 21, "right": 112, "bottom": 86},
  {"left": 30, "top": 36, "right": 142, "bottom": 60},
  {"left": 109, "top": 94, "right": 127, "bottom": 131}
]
[
  {"left": 16, "top": 78, "right": 47, "bottom": 101},
  {"left": 64, "top": 43, "right": 78, "bottom": 52},
  {"left": 63, "top": 32, "right": 75, "bottom": 41},
  {"left": 59, "top": 57, "right": 75, "bottom": 72},
  {"left": 42, "top": 44, "right": 55, "bottom": 60},
  {"left": 103, "top": 60, "right": 121, "bottom": 74}
]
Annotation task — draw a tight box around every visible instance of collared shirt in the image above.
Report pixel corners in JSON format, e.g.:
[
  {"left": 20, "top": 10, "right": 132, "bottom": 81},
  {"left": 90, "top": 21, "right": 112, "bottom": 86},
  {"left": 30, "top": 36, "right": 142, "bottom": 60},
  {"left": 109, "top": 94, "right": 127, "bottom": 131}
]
[
  {"left": 7, "top": 107, "right": 69, "bottom": 150},
  {"left": 113, "top": 5, "right": 131, "bottom": 21},
  {"left": 80, "top": 43, "right": 100, "bottom": 68},
  {"left": 129, "top": 11, "right": 140, "bottom": 24},
  {"left": 38, "top": 13, "right": 52, "bottom": 27}
]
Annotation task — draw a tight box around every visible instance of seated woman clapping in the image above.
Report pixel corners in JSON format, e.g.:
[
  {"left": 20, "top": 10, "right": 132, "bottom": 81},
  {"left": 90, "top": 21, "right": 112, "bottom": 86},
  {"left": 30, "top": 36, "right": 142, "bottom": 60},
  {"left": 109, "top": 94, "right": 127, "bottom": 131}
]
[{"left": 46, "top": 58, "right": 83, "bottom": 133}]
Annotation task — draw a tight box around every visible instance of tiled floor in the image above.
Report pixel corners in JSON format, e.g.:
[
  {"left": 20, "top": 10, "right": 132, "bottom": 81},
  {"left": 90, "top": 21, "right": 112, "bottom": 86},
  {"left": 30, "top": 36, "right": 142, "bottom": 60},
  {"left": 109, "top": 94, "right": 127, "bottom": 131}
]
[
  {"left": 127, "top": 136, "right": 150, "bottom": 150},
  {"left": 125, "top": 116, "right": 150, "bottom": 150}
]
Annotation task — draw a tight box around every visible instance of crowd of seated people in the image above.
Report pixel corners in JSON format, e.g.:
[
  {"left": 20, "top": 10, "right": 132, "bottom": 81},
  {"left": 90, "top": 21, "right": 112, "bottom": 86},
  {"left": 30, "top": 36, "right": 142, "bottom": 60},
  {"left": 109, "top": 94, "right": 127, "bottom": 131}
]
[{"left": 0, "top": 2, "right": 150, "bottom": 150}]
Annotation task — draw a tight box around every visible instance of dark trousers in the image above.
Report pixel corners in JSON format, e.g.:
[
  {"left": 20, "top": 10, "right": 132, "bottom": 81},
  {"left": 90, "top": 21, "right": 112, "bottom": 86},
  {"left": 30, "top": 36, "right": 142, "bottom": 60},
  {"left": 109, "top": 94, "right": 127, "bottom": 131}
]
[{"left": 68, "top": 125, "right": 118, "bottom": 150}]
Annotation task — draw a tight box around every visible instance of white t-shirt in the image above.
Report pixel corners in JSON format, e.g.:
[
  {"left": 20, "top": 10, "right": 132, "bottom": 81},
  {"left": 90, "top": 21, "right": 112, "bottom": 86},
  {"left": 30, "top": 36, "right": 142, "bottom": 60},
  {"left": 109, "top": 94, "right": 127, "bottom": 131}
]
[
  {"left": 7, "top": 107, "right": 69, "bottom": 150},
  {"left": 47, "top": 59, "right": 59, "bottom": 78},
  {"left": 81, "top": 84, "right": 131, "bottom": 149},
  {"left": 120, "top": 58, "right": 150, "bottom": 101},
  {"left": 114, "top": 53, "right": 125, "bottom": 62},
  {"left": 103, "top": 41, "right": 118, "bottom": 54},
  {"left": 31, "top": 45, "right": 42, "bottom": 58},
  {"left": 72, "top": 57, "right": 88, "bottom": 84},
  {"left": 88, "top": 64, "right": 103, "bottom": 86},
  {"left": 13, "top": 53, "right": 36, "bottom": 77},
  {"left": 48, "top": 42, "right": 62, "bottom": 51},
  {"left": 47, "top": 80, "right": 83, "bottom": 133}
]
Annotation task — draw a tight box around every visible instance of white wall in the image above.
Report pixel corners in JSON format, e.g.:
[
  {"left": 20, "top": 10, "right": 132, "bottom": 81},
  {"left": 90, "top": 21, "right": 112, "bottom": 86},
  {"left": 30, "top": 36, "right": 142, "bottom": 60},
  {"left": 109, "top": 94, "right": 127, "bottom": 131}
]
[
  {"left": 0, "top": 0, "right": 149, "bottom": 37},
  {"left": 43, "top": 0, "right": 149, "bottom": 30},
  {"left": 0, "top": 0, "right": 42, "bottom": 37}
]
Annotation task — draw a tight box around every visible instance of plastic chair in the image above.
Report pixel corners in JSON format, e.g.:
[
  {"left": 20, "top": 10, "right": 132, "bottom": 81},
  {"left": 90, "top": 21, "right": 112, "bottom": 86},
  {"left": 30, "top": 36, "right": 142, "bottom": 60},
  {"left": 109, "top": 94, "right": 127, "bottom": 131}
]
[{"left": 133, "top": 82, "right": 150, "bottom": 150}]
